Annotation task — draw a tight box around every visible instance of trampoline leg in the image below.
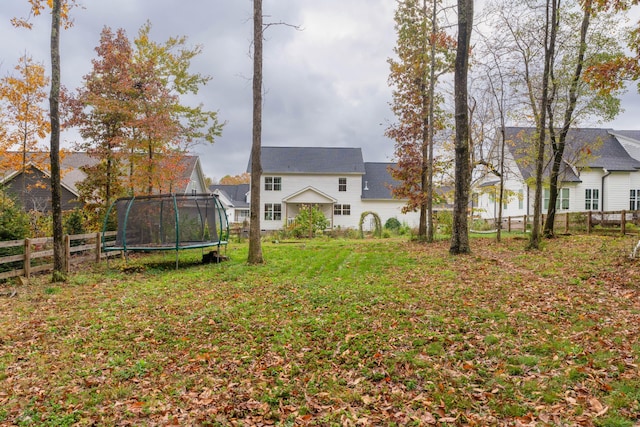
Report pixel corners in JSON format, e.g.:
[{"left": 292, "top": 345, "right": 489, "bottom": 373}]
[{"left": 176, "top": 251, "right": 179, "bottom": 270}]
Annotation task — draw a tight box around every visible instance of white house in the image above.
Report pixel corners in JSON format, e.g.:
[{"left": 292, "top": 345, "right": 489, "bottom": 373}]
[
  {"left": 475, "top": 127, "right": 640, "bottom": 220},
  {"left": 243, "top": 146, "right": 422, "bottom": 231},
  {"left": 209, "top": 184, "right": 250, "bottom": 224}
]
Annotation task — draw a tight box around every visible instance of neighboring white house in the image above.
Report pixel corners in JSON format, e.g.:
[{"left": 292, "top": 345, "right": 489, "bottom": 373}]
[
  {"left": 475, "top": 127, "right": 640, "bottom": 220},
  {"left": 209, "top": 184, "right": 250, "bottom": 224},
  {"left": 239, "top": 146, "right": 422, "bottom": 231}
]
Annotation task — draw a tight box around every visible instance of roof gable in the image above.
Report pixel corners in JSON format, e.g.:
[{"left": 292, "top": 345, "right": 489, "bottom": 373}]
[
  {"left": 1, "top": 162, "right": 80, "bottom": 196},
  {"left": 504, "top": 127, "right": 640, "bottom": 181},
  {"left": 210, "top": 184, "right": 250, "bottom": 208},
  {"left": 609, "top": 130, "right": 640, "bottom": 162},
  {"left": 1, "top": 151, "right": 203, "bottom": 195},
  {"left": 282, "top": 186, "right": 337, "bottom": 204},
  {"left": 250, "top": 147, "right": 366, "bottom": 174}
]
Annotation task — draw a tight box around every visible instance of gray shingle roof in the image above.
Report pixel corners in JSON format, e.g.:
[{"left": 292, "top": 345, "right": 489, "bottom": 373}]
[
  {"left": 610, "top": 130, "right": 640, "bottom": 141},
  {"left": 209, "top": 184, "right": 250, "bottom": 208},
  {"left": 1, "top": 152, "right": 200, "bottom": 194},
  {"left": 362, "top": 162, "right": 395, "bottom": 199},
  {"left": 504, "top": 127, "right": 640, "bottom": 182},
  {"left": 249, "top": 147, "right": 366, "bottom": 174}
]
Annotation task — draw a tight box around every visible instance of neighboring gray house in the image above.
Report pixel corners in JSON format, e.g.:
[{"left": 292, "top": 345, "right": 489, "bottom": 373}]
[
  {"left": 475, "top": 127, "right": 640, "bottom": 219},
  {"left": 246, "top": 146, "right": 422, "bottom": 230},
  {"left": 0, "top": 152, "right": 209, "bottom": 212}
]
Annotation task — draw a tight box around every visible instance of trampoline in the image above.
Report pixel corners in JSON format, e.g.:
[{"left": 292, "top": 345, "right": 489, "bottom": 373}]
[{"left": 102, "top": 193, "right": 229, "bottom": 268}]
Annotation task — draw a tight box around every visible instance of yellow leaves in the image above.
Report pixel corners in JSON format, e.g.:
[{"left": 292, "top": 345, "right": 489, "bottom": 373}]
[
  {"left": 11, "top": 0, "right": 76, "bottom": 29},
  {"left": 0, "top": 55, "right": 51, "bottom": 154}
]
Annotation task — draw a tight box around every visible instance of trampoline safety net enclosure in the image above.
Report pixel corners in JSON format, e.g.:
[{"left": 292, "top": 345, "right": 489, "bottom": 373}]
[{"left": 102, "top": 194, "right": 229, "bottom": 263}]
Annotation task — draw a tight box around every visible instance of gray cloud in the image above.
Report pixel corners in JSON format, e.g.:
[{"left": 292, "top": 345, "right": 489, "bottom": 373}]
[{"left": 1, "top": 1, "right": 638, "bottom": 181}]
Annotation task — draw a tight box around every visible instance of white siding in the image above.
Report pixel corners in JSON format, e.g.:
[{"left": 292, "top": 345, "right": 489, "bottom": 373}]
[
  {"left": 259, "top": 173, "right": 364, "bottom": 230},
  {"left": 360, "top": 200, "right": 421, "bottom": 229},
  {"left": 604, "top": 172, "right": 631, "bottom": 211},
  {"left": 475, "top": 177, "right": 527, "bottom": 220},
  {"left": 577, "top": 170, "right": 603, "bottom": 211}
]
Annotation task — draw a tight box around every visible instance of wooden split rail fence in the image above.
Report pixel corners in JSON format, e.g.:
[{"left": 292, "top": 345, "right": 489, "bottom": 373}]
[
  {"left": 0, "top": 231, "right": 118, "bottom": 281},
  {"left": 489, "top": 210, "right": 640, "bottom": 235}
]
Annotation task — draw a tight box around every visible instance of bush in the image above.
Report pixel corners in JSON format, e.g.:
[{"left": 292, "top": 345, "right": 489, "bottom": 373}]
[
  {"left": 384, "top": 217, "right": 401, "bottom": 232},
  {"left": 0, "top": 194, "right": 30, "bottom": 275},
  {"left": 398, "top": 222, "right": 412, "bottom": 236},
  {"left": 435, "top": 211, "right": 453, "bottom": 235},
  {"left": 289, "top": 205, "right": 329, "bottom": 238},
  {"left": 0, "top": 194, "right": 30, "bottom": 241},
  {"left": 64, "top": 209, "right": 86, "bottom": 236}
]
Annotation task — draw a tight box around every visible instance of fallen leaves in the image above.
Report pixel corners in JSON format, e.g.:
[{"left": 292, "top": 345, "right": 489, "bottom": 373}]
[{"left": 1, "top": 235, "right": 639, "bottom": 425}]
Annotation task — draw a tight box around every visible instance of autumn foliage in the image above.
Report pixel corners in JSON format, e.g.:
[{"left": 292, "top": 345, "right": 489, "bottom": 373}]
[
  {"left": 219, "top": 172, "right": 251, "bottom": 185},
  {"left": 386, "top": 0, "right": 456, "bottom": 240},
  {"left": 66, "top": 23, "right": 223, "bottom": 211},
  {"left": 0, "top": 55, "right": 51, "bottom": 174}
]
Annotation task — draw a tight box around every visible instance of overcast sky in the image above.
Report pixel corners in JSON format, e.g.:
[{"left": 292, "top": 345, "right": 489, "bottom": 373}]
[{"left": 1, "top": 1, "right": 639, "bottom": 181}]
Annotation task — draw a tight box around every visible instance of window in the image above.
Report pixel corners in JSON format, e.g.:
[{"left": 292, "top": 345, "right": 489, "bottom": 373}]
[
  {"left": 543, "top": 188, "right": 570, "bottom": 210},
  {"left": 631, "top": 189, "right": 640, "bottom": 210},
  {"left": 264, "top": 203, "right": 282, "bottom": 221},
  {"left": 585, "top": 189, "right": 599, "bottom": 210},
  {"left": 265, "top": 176, "right": 281, "bottom": 191},
  {"left": 334, "top": 204, "right": 351, "bottom": 215},
  {"left": 518, "top": 189, "right": 524, "bottom": 210},
  {"left": 338, "top": 178, "right": 347, "bottom": 192}
]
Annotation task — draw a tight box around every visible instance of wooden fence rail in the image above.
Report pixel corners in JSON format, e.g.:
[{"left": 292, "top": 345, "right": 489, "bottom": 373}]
[
  {"left": 0, "top": 231, "right": 118, "bottom": 281},
  {"left": 488, "top": 210, "right": 640, "bottom": 235}
]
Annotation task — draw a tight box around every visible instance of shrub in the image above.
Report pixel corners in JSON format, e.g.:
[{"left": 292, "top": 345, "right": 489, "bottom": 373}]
[
  {"left": 289, "top": 205, "right": 329, "bottom": 238},
  {"left": 384, "top": 217, "right": 401, "bottom": 232},
  {"left": 64, "top": 209, "right": 86, "bottom": 236},
  {"left": 435, "top": 210, "right": 453, "bottom": 235},
  {"left": 398, "top": 222, "right": 412, "bottom": 236},
  {"left": 0, "top": 193, "right": 30, "bottom": 241},
  {"left": 0, "top": 193, "right": 30, "bottom": 275}
]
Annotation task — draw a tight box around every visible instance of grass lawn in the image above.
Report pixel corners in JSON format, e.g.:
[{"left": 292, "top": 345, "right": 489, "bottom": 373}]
[{"left": 1, "top": 234, "right": 639, "bottom": 426}]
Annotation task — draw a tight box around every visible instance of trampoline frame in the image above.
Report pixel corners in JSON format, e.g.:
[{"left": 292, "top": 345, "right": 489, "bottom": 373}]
[{"left": 102, "top": 193, "right": 230, "bottom": 268}]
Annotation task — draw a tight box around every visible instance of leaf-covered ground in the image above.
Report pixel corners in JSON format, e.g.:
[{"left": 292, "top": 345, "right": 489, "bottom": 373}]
[{"left": 0, "top": 234, "right": 639, "bottom": 426}]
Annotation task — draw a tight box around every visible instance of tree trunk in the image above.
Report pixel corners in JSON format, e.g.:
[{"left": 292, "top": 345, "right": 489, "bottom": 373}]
[
  {"left": 248, "top": 0, "right": 264, "bottom": 265},
  {"left": 50, "top": 0, "right": 65, "bottom": 281},
  {"left": 529, "top": 0, "right": 558, "bottom": 250},
  {"left": 426, "top": 0, "right": 437, "bottom": 243},
  {"left": 497, "top": 125, "right": 506, "bottom": 242},
  {"left": 419, "top": 81, "right": 428, "bottom": 240},
  {"left": 543, "top": 0, "right": 591, "bottom": 238},
  {"left": 449, "top": 0, "right": 473, "bottom": 255}
]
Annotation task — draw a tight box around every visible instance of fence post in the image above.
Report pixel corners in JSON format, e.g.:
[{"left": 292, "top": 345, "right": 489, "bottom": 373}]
[
  {"left": 621, "top": 210, "right": 627, "bottom": 235},
  {"left": 587, "top": 211, "right": 592, "bottom": 234},
  {"left": 95, "top": 232, "right": 102, "bottom": 263},
  {"left": 523, "top": 215, "right": 528, "bottom": 233},
  {"left": 565, "top": 212, "right": 569, "bottom": 234},
  {"left": 508, "top": 216, "right": 512, "bottom": 232},
  {"left": 24, "top": 238, "right": 31, "bottom": 279},
  {"left": 64, "top": 235, "right": 71, "bottom": 273}
]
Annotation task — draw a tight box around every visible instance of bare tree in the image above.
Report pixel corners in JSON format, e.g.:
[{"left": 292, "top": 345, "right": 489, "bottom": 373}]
[
  {"left": 449, "top": 0, "right": 473, "bottom": 255},
  {"left": 248, "top": 0, "right": 264, "bottom": 264},
  {"left": 49, "top": 0, "right": 65, "bottom": 280},
  {"left": 247, "top": 3, "right": 299, "bottom": 264}
]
